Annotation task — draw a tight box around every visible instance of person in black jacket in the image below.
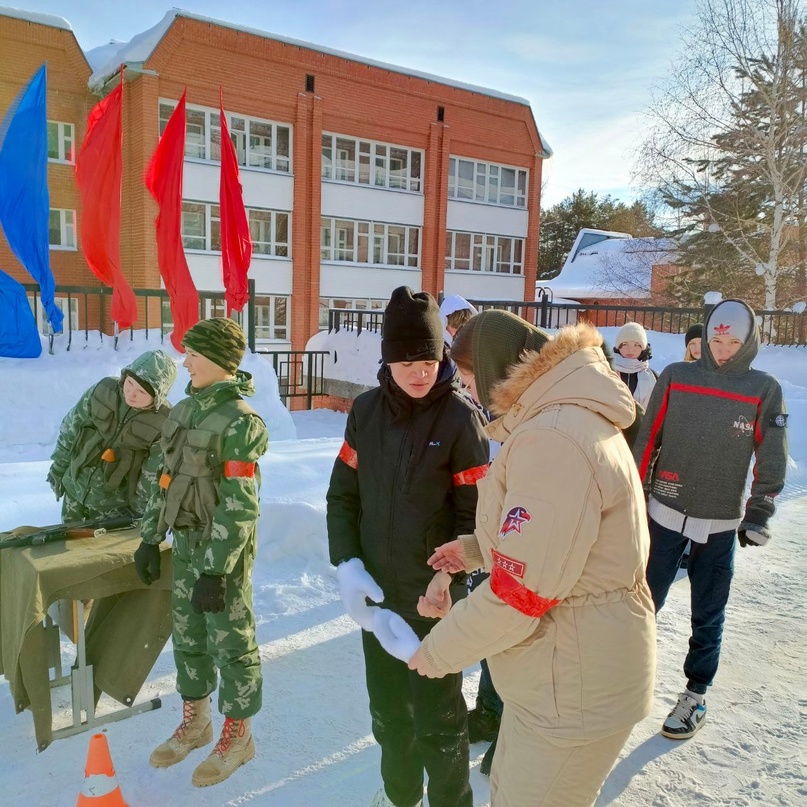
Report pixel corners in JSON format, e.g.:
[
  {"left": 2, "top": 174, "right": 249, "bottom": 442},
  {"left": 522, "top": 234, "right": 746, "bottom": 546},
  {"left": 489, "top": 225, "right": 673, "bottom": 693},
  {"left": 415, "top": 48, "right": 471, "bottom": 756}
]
[{"left": 327, "top": 286, "right": 489, "bottom": 807}]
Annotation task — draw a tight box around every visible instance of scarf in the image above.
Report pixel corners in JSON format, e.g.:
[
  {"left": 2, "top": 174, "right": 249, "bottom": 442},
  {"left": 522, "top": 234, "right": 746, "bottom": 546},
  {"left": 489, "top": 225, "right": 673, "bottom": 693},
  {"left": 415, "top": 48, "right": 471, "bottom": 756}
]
[{"left": 612, "top": 354, "right": 655, "bottom": 409}]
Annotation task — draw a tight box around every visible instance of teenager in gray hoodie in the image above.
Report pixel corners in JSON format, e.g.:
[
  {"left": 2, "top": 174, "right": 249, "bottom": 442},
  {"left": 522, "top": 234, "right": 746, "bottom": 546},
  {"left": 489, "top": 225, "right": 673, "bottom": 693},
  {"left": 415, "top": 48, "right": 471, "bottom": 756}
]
[{"left": 633, "top": 299, "right": 787, "bottom": 740}]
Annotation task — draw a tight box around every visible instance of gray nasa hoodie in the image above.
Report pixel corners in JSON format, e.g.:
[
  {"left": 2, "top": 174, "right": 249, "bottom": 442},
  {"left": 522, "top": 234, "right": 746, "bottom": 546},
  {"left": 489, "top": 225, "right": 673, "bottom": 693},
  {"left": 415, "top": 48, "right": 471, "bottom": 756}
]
[{"left": 633, "top": 300, "right": 787, "bottom": 531}]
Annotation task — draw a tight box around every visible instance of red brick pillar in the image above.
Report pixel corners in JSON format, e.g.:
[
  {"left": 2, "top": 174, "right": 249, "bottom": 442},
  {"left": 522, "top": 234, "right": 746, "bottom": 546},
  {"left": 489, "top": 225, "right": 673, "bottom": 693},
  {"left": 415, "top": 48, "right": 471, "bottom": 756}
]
[
  {"left": 421, "top": 121, "right": 449, "bottom": 297},
  {"left": 522, "top": 153, "right": 543, "bottom": 303},
  {"left": 290, "top": 91, "right": 323, "bottom": 351}
]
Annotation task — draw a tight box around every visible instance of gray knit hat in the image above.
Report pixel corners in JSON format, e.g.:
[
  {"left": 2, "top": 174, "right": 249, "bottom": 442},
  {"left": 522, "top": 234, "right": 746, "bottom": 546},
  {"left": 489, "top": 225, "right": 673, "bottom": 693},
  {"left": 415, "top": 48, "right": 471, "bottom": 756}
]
[
  {"left": 705, "top": 300, "right": 754, "bottom": 344},
  {"left": 472, "top": 310, "right": 551, "bottom": 410}
]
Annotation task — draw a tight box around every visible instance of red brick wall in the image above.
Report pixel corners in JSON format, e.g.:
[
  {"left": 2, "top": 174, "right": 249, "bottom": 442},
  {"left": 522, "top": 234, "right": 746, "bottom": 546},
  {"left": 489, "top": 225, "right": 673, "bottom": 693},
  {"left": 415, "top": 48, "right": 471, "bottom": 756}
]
[{"left": 2, "top": 12, "right": 546, "bottom": 345}]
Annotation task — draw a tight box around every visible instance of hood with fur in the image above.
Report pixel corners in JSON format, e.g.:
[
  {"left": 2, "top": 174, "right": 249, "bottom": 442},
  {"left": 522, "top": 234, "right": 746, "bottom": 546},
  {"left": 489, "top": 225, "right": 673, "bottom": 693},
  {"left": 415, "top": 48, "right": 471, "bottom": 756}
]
[{"left": 486, "top": 323, "right": 636, "bottom": 443}]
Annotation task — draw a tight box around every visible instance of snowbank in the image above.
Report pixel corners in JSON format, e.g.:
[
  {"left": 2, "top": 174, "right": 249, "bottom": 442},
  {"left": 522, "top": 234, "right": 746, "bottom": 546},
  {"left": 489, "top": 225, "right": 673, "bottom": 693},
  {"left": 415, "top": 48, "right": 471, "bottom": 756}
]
[{"left": 0, "top": 330, "right": 296, "bottom": 463}]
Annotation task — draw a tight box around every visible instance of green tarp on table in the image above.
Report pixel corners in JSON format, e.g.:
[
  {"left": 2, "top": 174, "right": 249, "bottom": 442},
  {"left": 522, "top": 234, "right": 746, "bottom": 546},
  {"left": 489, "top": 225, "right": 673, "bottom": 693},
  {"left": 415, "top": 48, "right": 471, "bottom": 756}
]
[{"left": 0, "top": 526, "right": 172, "bottom": 750}]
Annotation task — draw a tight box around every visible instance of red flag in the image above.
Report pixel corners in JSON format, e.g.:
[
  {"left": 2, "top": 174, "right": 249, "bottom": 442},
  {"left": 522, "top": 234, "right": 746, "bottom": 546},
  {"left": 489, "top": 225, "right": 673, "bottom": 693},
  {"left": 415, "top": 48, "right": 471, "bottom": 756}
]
[
  {"left": 145, "top": 91, "right": 199, "bottom": 351},
  {"left": 75, "top": 74, "right": 137, "bottom": 329},
  {"left": 218, "top": 92, "right": 252, "bottom": 314}
]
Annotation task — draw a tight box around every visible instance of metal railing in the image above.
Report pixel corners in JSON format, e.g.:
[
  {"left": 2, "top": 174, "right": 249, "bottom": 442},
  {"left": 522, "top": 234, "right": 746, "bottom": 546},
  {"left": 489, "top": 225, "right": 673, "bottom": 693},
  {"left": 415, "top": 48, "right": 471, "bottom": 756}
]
[
  {"left": 253, "top": 349, "right": 330, "bottom": 408},
  {"left": 328, "top": 308, "right": 384, "bottom": 335}
]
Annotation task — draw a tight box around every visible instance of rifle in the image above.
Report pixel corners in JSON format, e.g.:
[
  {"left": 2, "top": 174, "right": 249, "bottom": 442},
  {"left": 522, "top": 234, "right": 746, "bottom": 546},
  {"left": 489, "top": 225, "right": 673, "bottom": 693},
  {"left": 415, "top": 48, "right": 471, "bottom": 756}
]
[{"left": 0, "top": 513, "right": 139, "bottom": 551}]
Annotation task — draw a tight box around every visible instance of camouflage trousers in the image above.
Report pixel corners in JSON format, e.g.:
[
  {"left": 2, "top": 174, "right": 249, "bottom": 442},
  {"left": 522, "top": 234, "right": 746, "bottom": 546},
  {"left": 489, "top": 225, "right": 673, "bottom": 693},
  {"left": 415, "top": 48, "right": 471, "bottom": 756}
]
[
  {"left": 61, "top": 493, "right": 129, "bottom": 522},
  {"left": 171, "top": 529, "right": 262, "bottom": 719}
]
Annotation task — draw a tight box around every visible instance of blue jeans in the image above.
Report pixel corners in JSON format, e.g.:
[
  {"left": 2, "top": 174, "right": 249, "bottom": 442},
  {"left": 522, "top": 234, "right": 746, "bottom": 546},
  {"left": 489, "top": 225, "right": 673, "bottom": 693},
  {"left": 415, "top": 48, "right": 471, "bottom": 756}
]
[
  {"left": 468, "top": 571, "right": 503, "bottom": 716},
  {"left": 646, "top": 519, "right": 736, "bottom": 695}
]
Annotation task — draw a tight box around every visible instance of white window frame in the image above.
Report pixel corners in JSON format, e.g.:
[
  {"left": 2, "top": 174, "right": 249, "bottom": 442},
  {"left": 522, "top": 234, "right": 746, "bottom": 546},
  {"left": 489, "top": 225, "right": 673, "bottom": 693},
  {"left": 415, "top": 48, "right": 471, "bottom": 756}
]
[
  {"left": 321, "top": 217, "right": 420, "bottom": 268},
  {"left": 182, "top": 201, "right": 290, "bottom": 258},
  {"left": 49, "top": 209, "right": 77, "bottom": 250},
  {"left": 445, "top": 230, "right": 524, "bottom": 275},
  {"left": 253, "top": 295, "right": 289, "bottom": 341},
  {"left": 321, "top": 132, "right": 423, "bottom": 193},
  {"left": 159, "top": 100, "right": 292, "bottom": 174},
  {"left": 448, "top": 157, "right": 528, "bottom": 208},
  {"left": 47, "top": 121, "right": 75, "bottom": 163}
]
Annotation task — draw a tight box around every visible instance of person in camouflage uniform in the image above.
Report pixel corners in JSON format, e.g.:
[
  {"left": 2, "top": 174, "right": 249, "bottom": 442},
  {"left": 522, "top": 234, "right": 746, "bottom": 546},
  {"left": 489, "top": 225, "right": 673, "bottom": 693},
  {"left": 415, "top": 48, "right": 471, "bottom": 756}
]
[
  {"left": 134, "top": 318, "right": 268, "bottom": 789},
  {"left": 47, "top": 350, "right": 178, "bottom": 521}
]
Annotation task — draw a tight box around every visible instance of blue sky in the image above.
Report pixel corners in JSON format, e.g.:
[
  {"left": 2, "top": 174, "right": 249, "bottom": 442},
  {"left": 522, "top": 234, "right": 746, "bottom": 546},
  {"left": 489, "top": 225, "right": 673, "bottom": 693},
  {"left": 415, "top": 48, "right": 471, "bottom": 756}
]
[{"left": 22, "top": 0, "right": 699, "bottom": 207}]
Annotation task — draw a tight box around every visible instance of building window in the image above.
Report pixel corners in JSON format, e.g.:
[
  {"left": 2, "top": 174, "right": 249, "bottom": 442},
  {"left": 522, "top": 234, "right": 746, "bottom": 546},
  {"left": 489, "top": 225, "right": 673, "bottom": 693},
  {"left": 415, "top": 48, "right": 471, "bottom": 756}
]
[
  {"left": 319, "top": 296, "right": 387, "bottom": 328},
  {"left": 49, "top": 209, "right": 76, "bottom": 249},
  {"left": 254, "top": 295, "right": 289, "bottom": 340},
  {"left": 160, "top": 101, "right": 291, "bottom": 172},
  {"left": 448, "top": 157, "right": 528, "bottom": 208},
  {"left": 321, "top": 217, "right": 420, "bottom": 267},
  {"left": 47, "top": 121, "right": 75, "bottom": 163},
  {"left": 182, "top": 201, "right": 290, "bottom": 257},
  {"left": 445, "top": 230, "right": 524, "bottom": 274},
  {"left": 322, "top": 133, "right": 422, "bottom": 192}
]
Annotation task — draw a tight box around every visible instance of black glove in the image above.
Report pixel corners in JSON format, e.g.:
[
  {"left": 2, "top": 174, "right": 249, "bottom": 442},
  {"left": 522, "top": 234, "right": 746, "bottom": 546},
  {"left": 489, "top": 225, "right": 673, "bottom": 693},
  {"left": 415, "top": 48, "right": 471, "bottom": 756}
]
[
  {"left": 47, "top": 468, "right": 64, "bottom": 501},
  {"left": 737, "top": 521, "right": 769, "bottom": 548},
  {"left": 134, "top": 541, "right": 162, "bottom": 585},
  {"left": 191, "top": 574, "right": 226, "bottom": 614}
]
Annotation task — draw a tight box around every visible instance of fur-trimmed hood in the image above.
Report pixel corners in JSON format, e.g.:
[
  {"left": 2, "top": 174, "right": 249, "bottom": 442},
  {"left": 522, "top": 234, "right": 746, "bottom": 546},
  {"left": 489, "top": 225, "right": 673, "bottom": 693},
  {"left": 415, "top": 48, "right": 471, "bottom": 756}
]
[{"left": 487, "top": 323, "right": 636, "bottom": 443}]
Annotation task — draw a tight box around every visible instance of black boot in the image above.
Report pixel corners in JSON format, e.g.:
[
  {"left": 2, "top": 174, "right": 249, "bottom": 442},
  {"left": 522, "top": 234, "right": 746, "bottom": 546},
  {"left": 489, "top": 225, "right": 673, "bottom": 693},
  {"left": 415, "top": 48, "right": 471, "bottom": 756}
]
[{"left": 468, "top": 704, "right": 500, "bottom": 744}]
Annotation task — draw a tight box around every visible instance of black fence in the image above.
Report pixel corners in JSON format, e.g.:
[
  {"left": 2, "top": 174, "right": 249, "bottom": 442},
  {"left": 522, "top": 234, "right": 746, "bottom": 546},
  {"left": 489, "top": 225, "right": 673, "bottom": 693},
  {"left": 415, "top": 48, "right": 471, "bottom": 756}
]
[
  {"left": 328, "top": 308, "right": 384, "bottom": 335},
  {"left": 21, "top": 280, "right": 331, "bottom": 409},
  {"left": 328, "top": 298, "right": 807, "bottom": 347},
  {"left": 254, "top": 349, "right": 330, "bottom": 408}
]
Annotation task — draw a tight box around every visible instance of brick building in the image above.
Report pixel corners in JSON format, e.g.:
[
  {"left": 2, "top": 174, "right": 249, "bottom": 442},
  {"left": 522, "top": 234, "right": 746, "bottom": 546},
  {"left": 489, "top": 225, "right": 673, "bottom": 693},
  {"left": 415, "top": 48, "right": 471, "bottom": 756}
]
[{"left": 1, "top": 8, "right": 551, "bottom": 351}]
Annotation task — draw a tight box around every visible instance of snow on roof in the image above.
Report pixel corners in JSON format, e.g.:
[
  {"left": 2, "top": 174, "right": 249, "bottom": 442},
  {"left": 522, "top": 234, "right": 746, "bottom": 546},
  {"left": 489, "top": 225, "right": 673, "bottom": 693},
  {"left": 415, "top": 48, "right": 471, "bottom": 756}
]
[
  {"left": 86, "top": 9, "right": 552, "bottom": 154},
  {"left": 0, "top": 6, "right": 72, "bottom": 31},
  {"left": 542, "top": 228, "right": 676, "bottom": 300},
  {"left": 85, "top": 40, "right": 127, "bottom": 72}
]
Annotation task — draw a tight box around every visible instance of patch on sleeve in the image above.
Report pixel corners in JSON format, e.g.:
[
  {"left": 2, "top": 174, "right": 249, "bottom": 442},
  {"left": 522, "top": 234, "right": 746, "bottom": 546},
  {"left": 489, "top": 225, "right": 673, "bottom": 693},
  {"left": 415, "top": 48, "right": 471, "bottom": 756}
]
[
  {"left": 499, "top": 506, "right": 532, "bottom": 538},
  {"left": 770, "top": 414, "right": 788, "bottom": 428},
  {"left": 337, "top": 441, "right": 358, "bottom": 469},
  {"left": 491, "top": 549, "right": 525, "bottom": 578}
]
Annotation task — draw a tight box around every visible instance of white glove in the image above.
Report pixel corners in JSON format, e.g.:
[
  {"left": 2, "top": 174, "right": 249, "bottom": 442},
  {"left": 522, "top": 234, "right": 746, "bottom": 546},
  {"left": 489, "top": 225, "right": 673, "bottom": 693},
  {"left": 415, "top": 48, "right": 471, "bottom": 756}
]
[
  {"left": 372, "top": 608, "right": 421, "bottom": 662},
  {"left": 336, "top": 558, "right": 384, "bottom": 630}
]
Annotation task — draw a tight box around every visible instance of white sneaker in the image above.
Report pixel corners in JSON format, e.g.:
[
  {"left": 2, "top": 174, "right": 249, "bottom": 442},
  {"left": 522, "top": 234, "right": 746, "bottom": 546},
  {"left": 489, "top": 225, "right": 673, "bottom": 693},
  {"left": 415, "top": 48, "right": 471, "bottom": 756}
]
[
  {"left": 369, "top": 787, "right": 422, "bottom": 807},
  {"left": 662, "top": 692, "right": 707, "bottom": 739}
]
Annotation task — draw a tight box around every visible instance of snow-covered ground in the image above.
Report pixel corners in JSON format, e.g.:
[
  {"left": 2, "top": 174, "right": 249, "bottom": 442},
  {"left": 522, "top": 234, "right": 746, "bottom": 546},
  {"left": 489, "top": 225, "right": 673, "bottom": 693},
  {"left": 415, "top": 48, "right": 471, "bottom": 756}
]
[{"left": 0, "top": 329, "right": 805, "bottom": 806}]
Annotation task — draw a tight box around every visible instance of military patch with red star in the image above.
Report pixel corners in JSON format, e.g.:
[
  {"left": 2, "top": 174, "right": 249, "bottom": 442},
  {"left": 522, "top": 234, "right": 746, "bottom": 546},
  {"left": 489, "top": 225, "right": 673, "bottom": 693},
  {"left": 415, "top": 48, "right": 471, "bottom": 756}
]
[{"left": 499, "top": 506, "right": 532, "bottom": 538}]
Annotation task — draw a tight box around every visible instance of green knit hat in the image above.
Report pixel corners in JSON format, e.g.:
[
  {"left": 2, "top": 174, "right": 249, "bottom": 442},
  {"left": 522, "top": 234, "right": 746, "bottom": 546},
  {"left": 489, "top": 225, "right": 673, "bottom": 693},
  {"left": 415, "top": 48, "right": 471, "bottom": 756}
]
[
  {"left": 472, "top": 310, "right": 551, "bottom": 409},
  {"left": 181, "top": 317, "right": 246, "bottom": 374}
]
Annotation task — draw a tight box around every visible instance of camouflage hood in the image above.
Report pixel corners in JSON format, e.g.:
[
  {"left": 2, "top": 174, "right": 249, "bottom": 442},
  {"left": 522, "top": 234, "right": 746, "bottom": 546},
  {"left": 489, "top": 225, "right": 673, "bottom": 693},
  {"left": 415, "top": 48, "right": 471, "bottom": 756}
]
[
  {"left": 184, "top": 370, "right": 256, "bottom": 405},
  {"left": 123, "top": 350, "right": 178, "bottom": 410}
]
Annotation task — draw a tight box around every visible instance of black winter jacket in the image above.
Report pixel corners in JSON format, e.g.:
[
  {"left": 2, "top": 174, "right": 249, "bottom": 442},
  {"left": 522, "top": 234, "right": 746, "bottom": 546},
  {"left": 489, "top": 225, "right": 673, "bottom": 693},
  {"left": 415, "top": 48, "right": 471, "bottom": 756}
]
[{"left": 327, "top": 361, "right": 490, "bottom": 620}]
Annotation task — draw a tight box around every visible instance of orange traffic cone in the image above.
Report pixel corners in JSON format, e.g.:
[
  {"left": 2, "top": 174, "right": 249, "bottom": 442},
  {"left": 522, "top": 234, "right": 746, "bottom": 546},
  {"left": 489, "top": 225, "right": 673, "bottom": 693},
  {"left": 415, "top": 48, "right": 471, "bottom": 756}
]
[{"left": 76, "top": 733, "right": 128, "bottom": 807}]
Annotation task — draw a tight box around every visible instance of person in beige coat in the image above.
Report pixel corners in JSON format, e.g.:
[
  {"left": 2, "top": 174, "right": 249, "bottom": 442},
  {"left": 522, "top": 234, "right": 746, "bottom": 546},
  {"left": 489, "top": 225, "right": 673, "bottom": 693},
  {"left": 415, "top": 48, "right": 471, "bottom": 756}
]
[{"left": 407, "top": 312, "right": 657, "bottom": 807}]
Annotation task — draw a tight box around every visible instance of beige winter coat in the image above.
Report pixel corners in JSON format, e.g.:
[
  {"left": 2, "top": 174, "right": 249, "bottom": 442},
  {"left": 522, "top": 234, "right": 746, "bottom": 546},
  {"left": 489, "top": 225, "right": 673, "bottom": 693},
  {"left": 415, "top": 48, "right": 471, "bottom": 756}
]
[{"left": 421, "top": 324, "right": 656, "bottom": 743}]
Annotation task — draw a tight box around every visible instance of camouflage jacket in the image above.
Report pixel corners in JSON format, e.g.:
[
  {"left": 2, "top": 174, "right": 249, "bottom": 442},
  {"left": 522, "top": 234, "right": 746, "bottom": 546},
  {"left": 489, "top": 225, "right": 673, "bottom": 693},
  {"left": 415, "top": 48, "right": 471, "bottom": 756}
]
[
  {"left": 140, "top": 372, "right": 268, "bottom": 576},
  {"left": 49, "top": 350, "right": 177, "bottom": 516}
]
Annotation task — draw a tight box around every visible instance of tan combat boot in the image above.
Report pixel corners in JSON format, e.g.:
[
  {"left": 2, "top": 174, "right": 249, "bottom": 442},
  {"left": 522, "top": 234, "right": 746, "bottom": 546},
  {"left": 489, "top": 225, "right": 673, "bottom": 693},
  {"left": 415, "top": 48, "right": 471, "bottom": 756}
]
[
  {"left": 149, "top": 697, "right": 213, "bottom": 768},
  {"left": 191, "top": 716, "right": 255, "bottom": 787}
]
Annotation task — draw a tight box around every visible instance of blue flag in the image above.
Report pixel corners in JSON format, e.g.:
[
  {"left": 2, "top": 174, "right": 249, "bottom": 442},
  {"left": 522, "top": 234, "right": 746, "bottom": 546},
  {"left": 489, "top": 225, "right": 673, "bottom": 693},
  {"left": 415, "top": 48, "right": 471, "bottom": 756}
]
[
  {"left": 0, "top": 64, "right": 63, "bottom": 333},
  {"left": 0, "top": 269, "right": 41, "bottom": 358}
]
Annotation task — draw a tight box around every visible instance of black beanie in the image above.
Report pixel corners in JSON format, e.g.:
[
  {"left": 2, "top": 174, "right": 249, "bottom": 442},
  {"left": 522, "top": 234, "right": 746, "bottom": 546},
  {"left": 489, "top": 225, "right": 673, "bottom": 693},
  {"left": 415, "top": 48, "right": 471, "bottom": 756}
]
[
  {"left": 121, "top": 370, "right": 155, "bottom": 399},
  {"left": 381, "top": 287, "right": 444, "bottom": 364},
  {"left": 685, "top": 323, "right": 703, "bottom": 346}
]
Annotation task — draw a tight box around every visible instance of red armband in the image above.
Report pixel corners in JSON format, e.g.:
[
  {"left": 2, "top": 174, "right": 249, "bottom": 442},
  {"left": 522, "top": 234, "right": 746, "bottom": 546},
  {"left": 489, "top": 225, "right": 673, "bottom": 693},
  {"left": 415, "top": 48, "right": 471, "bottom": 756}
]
[
  {"left": 337, "top": 441, "right": 358, "bottom": 470},
  {"left": 453, "top": 464, "right": 488, "bottom": 486},
  {"left": 490, "top": 563, "right": 559, "bottom": 618},
  {"left": 223, "top": 460, "right": 256, "bottom": 478}
]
